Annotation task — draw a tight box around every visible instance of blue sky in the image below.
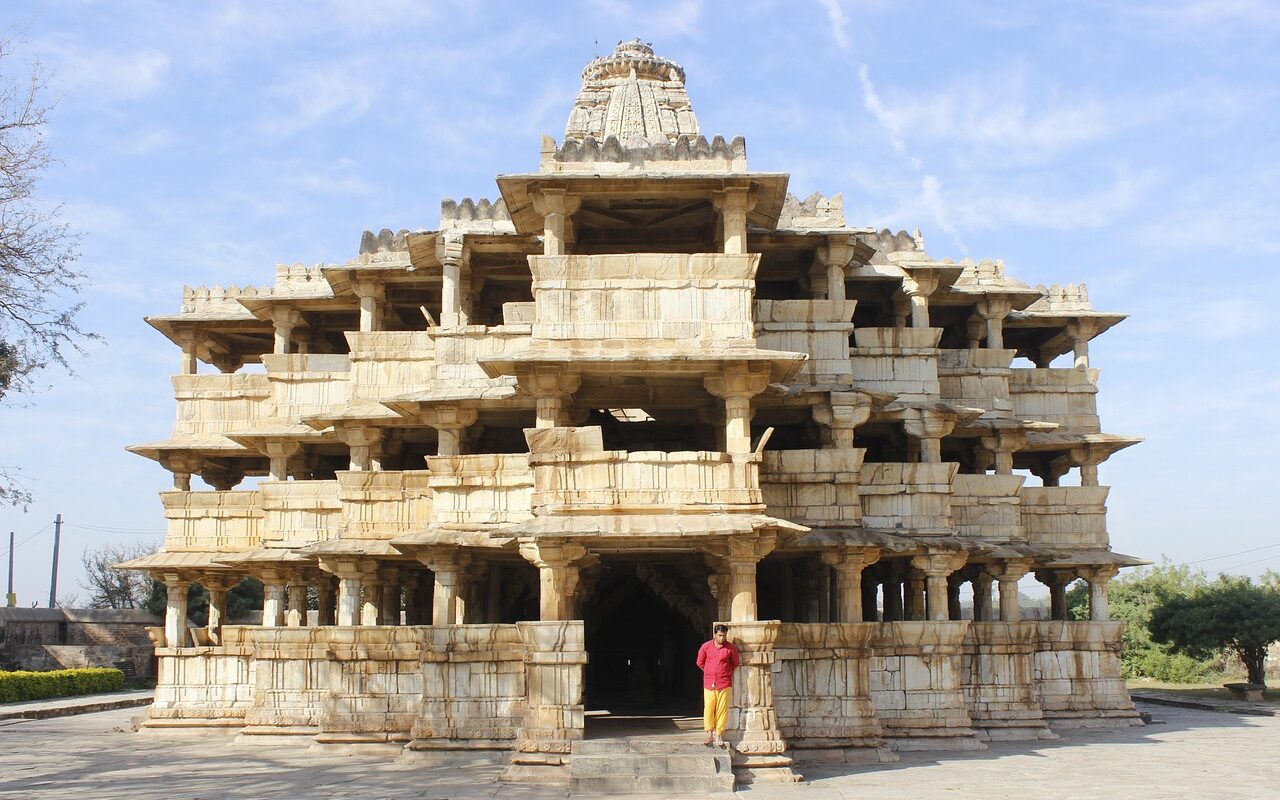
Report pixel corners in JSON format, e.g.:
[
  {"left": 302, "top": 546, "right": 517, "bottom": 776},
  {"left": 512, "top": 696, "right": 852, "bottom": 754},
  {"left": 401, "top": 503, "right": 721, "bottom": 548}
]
[{"left": 1, "top": 1, "right": 1277, "bottom": 606}]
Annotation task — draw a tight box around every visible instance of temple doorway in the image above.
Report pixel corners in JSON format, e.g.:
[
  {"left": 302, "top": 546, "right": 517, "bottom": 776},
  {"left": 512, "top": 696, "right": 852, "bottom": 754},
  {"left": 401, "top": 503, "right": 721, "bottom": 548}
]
[{"left": 582, "top": 561, "right": 711, "bottom": 723}]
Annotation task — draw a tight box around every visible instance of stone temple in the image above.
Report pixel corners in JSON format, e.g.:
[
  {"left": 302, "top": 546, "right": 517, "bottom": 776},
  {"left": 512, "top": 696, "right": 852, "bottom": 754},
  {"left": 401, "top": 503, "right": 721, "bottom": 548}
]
[{"left": 124, "top": 40, "right": 1146, "bottom": 788}]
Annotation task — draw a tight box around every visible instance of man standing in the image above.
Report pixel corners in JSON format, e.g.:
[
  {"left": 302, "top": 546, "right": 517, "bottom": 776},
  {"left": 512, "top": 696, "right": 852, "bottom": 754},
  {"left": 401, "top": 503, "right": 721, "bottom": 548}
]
[{"left": 695, "top": 623, "right": 740, "bottom": 748}]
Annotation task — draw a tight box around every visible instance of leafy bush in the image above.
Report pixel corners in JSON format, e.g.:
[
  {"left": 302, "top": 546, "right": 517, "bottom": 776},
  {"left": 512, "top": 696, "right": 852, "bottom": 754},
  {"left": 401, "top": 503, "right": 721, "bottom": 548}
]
[
  {"left": 1067, "top": 561, "right": 1220, "bottom": 682},
  {"left": 1151, "top": 576, "right": 1280, "bottom": 685},
  {"left": 0, "top": 668, "right": 124, "bottom": 703}
]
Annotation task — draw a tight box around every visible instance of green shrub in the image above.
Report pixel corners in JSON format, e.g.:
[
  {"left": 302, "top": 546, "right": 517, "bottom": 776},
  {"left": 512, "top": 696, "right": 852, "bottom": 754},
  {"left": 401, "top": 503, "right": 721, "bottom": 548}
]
[{"left": 0, "top": 668, "right": 125, "bottom": 703}]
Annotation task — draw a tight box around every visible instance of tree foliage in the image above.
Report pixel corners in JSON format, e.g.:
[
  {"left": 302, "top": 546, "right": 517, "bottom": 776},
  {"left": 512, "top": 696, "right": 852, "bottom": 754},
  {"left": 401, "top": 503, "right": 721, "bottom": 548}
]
[
  {"left": 1151, "top": 576, "right": 1280, "bottom": 686},
  {"left": 0, "top": 37, "right": 94, "bottom": 507},
  {"left": 1069, "top": 561, "right": 1218, "bottom": 682},
  {"left": 80, "top": 541, "right": 157, "bottom": 609},
  {"left": 145, "top": 576, "right": 265, "bottom": 626}
]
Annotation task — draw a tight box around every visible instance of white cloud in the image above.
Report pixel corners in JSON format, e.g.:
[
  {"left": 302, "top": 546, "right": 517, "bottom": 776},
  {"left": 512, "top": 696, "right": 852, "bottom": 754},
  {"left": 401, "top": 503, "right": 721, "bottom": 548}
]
[
  {"left": 120, "top": 127, "right": 176, "bottom": 155},
  {"left": 1139, "top": 168, "right": 1280, "bottom": 255},
  {"left": 819, "top": 0, "right": 852, "bottom": 50},
  {"left": 583, "top": 0, "right": 706, "bottom": 39},
  {"left": 38, "top": 40, "right": 171, "bottom": 102},
  {"left": 258, "top": 59, "right": 381, "bottom": 137}
]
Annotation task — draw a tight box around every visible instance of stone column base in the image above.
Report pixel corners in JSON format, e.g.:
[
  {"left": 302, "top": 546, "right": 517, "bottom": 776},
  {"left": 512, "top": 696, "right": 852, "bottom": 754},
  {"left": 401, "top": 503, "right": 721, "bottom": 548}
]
[
  {"left": 963, "top": 622, "right": 1058, "bottom": 742},
  {"left": 1032, "top": 621, "right": 1143, "bottom": 730}
]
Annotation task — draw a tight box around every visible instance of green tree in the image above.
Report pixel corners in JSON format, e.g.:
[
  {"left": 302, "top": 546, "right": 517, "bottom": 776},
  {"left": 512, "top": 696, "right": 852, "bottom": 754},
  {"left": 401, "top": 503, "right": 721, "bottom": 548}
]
[
  {"left": 146, "top": 577, "right": 264, "bottom": 625},
  {"left": 1069, "top": 561, "right": 1216, "bottom": 682},
  {"left": 1151, "top": 576, "right": 1280, "bottom": 686}
]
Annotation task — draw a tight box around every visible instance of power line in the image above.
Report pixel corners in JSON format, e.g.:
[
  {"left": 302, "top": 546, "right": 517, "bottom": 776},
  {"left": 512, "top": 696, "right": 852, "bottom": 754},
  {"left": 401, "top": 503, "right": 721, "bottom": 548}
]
[
  {"left": 1184, "top": 542, "right": 1280, "bottom": 565},
  {"left": 62, "top": 522, "right": 164, "bottom": 535},
  {"left": 0, "top": 522, "right": 53, "bottom": 558},
  {"left": 1215, "top": 553, "right": 1280, "bottom": 574}
]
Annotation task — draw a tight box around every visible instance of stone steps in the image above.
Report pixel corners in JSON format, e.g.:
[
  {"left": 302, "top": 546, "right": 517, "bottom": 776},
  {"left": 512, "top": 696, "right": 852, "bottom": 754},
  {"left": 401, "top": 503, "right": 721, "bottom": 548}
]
[{"left": 569, "top": 739, "right": 735, "bottom": 794}]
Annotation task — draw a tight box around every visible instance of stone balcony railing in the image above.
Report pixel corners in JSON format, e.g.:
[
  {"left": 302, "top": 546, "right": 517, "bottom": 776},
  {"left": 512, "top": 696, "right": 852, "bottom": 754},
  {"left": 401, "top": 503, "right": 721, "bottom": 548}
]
[
  {"left": 259, "top": 480, "right": 342, "bottom": 548},
  {"left": 938, "top": 348, "right": 1015, "bottom": 417},
  {"left": 261, "top": 354, "right": 352, "bottom": 422},
  {"left": 161, "top": 490, "right": 263, "bottom": 552},
  {"left": 951, "top": 474, "right": 1026, "bottom": 541},
  {"left": 850, "top": 328, "right": 942, "bottom": 401},
  {"left": 345, "top": 332, "right": 436, "bottom": 401},
  {"left": 754, "top": 300, "right": 857, "bottom": 387},
  {"left": 1010, "top": 368, "right": 1101, "bottom": 433},
  {"left": 1020, "top": 486, "right": 1110, "bottom": 549},
  {"left": 430, "top": 326, "right": 530, "bottom": 388},
  {"left": 172, "top": 374, "right": 271, "bottom": 438},
  {"left": 859, "top": 462, "right": 957, "bottom": 534},
  {"left": 336, "top": 470, "right": 433, "bottom": 540},
  {"left": 530, "top": 449, "right": 762, "bottom": 514},
  {"left": 526, "top": 253, "right": 759, "bottom": 347},
  {"left": 760, "top": 448, "right": 864, "bottom": 526},
  {"left": 425, "top": 454, "right": 534, "bottom": 528}
]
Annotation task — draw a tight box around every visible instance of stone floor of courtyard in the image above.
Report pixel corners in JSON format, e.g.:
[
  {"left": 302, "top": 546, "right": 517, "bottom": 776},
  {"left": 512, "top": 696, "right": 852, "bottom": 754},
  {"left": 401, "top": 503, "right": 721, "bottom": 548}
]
[{"left": 0, "top": 703, "right": 1275, "bottom": 800}]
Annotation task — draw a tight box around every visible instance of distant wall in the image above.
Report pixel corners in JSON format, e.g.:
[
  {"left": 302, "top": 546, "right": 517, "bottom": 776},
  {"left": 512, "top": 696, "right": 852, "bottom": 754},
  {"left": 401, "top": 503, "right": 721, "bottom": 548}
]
[{"left": 0, "top": 607, "right": 161, "bottom": 678}]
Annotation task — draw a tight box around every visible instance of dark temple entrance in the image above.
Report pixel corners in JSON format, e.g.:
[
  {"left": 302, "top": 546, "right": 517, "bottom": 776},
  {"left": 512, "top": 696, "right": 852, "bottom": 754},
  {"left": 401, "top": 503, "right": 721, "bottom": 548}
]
[{"left": 582, "top": 561, "right": 711, "bottom": 722}]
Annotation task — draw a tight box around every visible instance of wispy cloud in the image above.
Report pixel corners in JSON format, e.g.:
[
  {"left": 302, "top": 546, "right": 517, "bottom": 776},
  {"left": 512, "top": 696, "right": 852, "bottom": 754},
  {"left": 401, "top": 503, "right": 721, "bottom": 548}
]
[
  {"left": 257, "top": 58, "right": 381, "bottom": 137},
  {"left": 38, "top": 39, "right": 170, "bottom": 102},
  {"left": 819, "top": 0, "right": 852, "bottom": 50}
]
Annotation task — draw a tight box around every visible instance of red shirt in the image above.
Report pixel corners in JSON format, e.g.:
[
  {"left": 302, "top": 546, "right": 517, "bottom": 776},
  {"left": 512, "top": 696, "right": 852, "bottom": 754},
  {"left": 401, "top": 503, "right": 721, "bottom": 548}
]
[{"left": 696, "top": 639, "right": 741, "bottom": 689}]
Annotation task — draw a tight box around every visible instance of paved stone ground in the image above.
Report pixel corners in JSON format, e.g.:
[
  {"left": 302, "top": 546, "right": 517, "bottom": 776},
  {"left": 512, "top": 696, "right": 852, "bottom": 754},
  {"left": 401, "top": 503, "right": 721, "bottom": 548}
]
[
  {"left": 0, "top": 689, "right": 154, "bottom": 721},
  {"left": 0, "top": 703, "right": 1276, "bottom": 799}
]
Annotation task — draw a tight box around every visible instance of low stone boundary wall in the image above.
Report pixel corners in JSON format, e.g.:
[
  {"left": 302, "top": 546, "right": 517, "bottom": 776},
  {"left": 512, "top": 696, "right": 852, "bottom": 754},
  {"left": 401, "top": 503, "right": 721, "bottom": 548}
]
[{"left": 961, "top": 622, "right": 1055, "bottom": 741}]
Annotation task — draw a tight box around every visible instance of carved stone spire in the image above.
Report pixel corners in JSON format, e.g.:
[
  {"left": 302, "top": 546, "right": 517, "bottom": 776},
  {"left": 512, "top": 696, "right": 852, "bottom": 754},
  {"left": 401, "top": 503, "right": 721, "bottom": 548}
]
[{"left": 564, "top": 39, "right": 700, "bottom": 144}]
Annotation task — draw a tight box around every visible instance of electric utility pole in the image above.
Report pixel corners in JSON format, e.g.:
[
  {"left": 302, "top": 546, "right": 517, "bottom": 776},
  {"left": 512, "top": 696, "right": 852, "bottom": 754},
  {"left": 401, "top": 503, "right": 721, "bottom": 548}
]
[
  {"left": 48, "top": 514, "right": 62, "bottom": 608},
  {"left": 6, "top": 531, "right": 14, "bottom": 607}
]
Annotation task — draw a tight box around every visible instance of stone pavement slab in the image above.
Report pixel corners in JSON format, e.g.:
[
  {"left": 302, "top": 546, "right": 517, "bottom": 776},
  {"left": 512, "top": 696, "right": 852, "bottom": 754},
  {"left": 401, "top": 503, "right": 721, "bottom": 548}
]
[
  {"left": 0, "top": 690, "right": 153, "bottom": 722},
  {"left": 0, "top": 703, "right": 1278, "bottom": 799},
  {"left": 1129, "top": 688, "right": 1278, "bottom": 717}
]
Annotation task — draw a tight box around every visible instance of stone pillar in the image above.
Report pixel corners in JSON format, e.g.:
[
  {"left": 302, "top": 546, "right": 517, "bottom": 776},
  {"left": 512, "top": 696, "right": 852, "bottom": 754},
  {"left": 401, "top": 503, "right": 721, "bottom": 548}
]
[
  {"left": 707, "top": 571, "right": 731, "bottom": 622},
  {"left": 519, "top": 542, "right": 589, "bottom": 622},
  {"left": 991, "top": 559, "right": 1033, "bottom": 623},
  {"left": 271, "top": 307, "right": 301, "bottom": 355},
  {"left": 531, "top": 188, "right": 581, "bottom": 257},
  {"left": 520, "top": 368, "right": 580, "bottom": 429},
  {"left": 264, "top": 440, "right": 300, "bottom": 482},
  {"left": 913, "top": 552, "right": 968, "bottom": 622},
  {"left": 882, "top": 571, "right": 904, "bottom": 621},
  {"left": 162, "top": 576, "right": 190, "bottom": 648},
  {"left": 262, "top": 580, "right": 286, "bottom": 628},
  {"left": 203, "top": 576, "right": 231, "bottom": 639},
  {"left": 973, "top": 571, "right": 994, "bottom": 622},
  {"left": 905, "top": 571, "right": 926, "bottom": 621},
  {"left": 353, "top": 280, "right": 384, "bottom": 333},
  {"left": 286, "top": 581, "right": 308, "bottom": 627},
  {"left": 813, "top": 391, "right": 872, "bottom": 449},
  {"left": 966, "top": 316, "right": 984, "bottom": 350},
  {"left": 360, "top": 578, "right": 381, "bottom": 626},
  {"left": 1066, "top": 319, "right": 1099, "bottom": 369},
  {"left": 1036, "top": 569, "right": 1077, "bottom": 621},
  {"left": 417, "top": 550, "right": 470, "bottom": 626},
  {"left": 316, "top": 578, "right": 336, "bottom": 626},
  {"left": 1071, "top": 444, "right": 1105, "bottom": 487},
  {"left": 1083, "top": 566, "right": 1119, "bottom": 622},
  {"left": 712, "top": 186, "right": 756, "bottom": 255},
  {"left": 172, "top": 471, "right": 192, "bottom": 491},
  {"left": 425, "top": 405, "right": 478, "bottom": 457},
  {"left": 904, "top": 409, "right": 955, "bottom": 464},
  {"left": 177, "top": 332, "right": 199, "bottom": 375},
  {"left": 861, "top": 574, "right": 880, "bottom": 621},
  {"left": 704, "top": 363, "right": 770, "bottom": 455},
  {"left": 343, "top": 427, "right": 382, "bottom": 472},
  {"left": 380, "top": 581, "right": 400, "bottom": 626},
  {"left": 822, "top": 547, "right": 880, "bottom": 623},
  {"left": 977, "top": 296, "right": 1012, "bottom": 350},
  {"left": 729, "top": 553, "right": 759, "bottom": 623},
  {"left": 981, "top": 430, "right": 1027, "bottom": 477},
  {"left": 328, "top": 574, "right": 358, "bottom": 626},
  {"left": 902, "top": 274, "right": 939, "bottom": 329},
  {"left": 947, "top": 575, "right": 963, "bottom": 621}
]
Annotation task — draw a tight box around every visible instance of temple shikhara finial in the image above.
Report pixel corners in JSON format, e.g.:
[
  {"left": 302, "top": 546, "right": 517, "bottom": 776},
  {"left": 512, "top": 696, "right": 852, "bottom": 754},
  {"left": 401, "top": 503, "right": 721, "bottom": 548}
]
[{"left": 122, "top": 42, "right": 1145, "bottom": 787}]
